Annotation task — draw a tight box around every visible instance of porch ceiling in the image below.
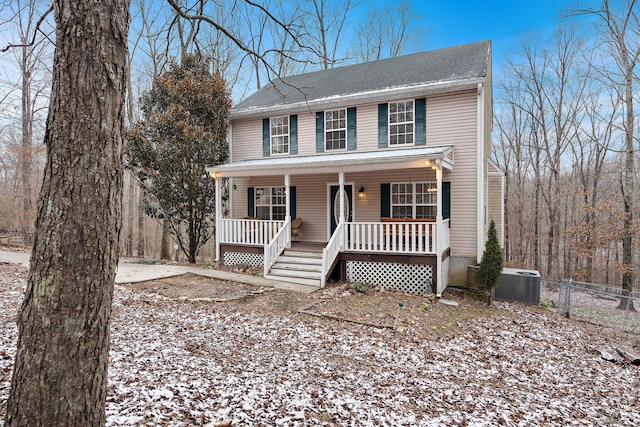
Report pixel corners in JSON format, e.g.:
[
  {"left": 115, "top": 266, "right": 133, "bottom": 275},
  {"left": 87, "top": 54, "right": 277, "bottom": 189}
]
[{"left": 207, "top": 145, "right": 454, "bottom": 178}]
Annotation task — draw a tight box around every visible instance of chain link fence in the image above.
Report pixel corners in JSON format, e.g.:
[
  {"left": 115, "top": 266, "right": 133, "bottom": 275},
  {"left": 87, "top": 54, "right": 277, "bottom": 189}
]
[{"left": 541, "top": 279, "right": 640, "bottom": 335}]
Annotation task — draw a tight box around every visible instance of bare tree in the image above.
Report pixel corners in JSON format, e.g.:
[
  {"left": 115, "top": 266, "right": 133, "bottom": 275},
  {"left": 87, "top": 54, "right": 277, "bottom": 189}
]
[
  {"left": 351, "top": 0, "right": 423, "bottom": 62},
  {"left": 4, "top": 1, "right": 314, "bottom": 422},
  {"left": 300, "top": 0, "right": 356, "bottom": 69},
  {"left": 577, "top": 0, "right": 640, "bottom": 308},
  {"left": 4, "top": 0, "right": 129, "bottom": 424},
  {"left": 0, "top": 0, "right": 52, "bottom": 241}
]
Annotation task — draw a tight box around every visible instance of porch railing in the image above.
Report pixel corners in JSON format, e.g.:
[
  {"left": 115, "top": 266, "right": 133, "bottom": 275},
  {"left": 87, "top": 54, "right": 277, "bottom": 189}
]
[
  {"left": 344, "top": 221, "right": 443, "bottom": 254},
  {"left": 219, "top": 218, "right": 285, "bottom": 246},
  {"left": 321, "top": 222, "right": 346, "bottom": 288},
  {"left": 264, "top": 218, "right": 291, "bottom": 277}
]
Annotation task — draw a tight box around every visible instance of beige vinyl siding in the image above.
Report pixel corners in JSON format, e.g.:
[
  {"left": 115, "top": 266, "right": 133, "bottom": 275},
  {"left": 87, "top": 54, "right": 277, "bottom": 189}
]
[
  {"left": 427, "top": 90, "right": 478, "bottom": 257},
  {"left": 296, "top": 112, "right": 318, "bottom": 156},
  {"left": 229, "top": 89, "right": 481, "bottom": 254},
  {"left": 488, "top": 173, "right": 503, "bottom": 246},
  {"left": 230, "top": 118, "right": 262, "bottom": 162}
]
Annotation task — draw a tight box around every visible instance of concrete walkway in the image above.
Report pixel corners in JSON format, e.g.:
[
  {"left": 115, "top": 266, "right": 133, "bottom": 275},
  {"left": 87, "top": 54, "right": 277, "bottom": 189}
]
[{"left": 0, "top": 250, "right": 317, "bottom": 294}]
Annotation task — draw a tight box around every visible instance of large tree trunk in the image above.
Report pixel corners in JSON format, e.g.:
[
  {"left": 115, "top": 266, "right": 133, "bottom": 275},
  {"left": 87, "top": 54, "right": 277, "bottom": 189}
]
[{"left": 4, "top": 0, "right": 129, "bottom": 425}]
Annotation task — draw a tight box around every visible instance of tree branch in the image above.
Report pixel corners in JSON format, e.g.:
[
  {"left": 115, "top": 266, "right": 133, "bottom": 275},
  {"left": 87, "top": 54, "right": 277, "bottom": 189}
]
[{"left": 1, "top": 5, "right": 54, "bottom": 52}]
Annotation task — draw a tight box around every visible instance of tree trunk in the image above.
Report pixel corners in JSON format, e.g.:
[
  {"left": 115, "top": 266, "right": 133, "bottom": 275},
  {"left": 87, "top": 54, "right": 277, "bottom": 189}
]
[
  {"left": 4, "top": 0, "right": 129, "bottom": 425},
  {"left": 160, "top": 218, "right": 171, "bottom": 260},
  {"left": 20, "top": 46, "right": 34, "bottom": 245},
  {"left": 619, "top": 64, "right": 635, "bottom": 310}
]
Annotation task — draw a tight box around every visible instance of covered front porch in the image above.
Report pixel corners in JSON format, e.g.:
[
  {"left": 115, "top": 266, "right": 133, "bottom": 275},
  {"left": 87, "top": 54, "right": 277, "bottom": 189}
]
[{"left": 207, "top": 145, "right": 454, "bottom": 296}]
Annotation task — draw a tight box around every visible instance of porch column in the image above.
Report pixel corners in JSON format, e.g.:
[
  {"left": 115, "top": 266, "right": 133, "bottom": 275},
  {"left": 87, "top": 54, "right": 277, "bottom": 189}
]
[
  {"left": 435, "top": 161, "right": 443, "bottom": 295},
  {"left": 436, "top": 161, "right": 443, "bottom": 222},
  {"left": 214, "top": 174, "right": 222, "bottom": 262},
  {"left": 338, "top": 171, "right": 345, "bottom": 223},
  {"left": 285, "top": 174, "right": 291, "bottom": 223}
]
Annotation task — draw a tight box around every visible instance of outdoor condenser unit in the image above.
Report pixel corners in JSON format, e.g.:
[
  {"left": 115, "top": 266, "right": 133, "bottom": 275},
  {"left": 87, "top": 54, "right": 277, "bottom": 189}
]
[{"left": 492, "top": 268, "right": 541, "bottom": 305}]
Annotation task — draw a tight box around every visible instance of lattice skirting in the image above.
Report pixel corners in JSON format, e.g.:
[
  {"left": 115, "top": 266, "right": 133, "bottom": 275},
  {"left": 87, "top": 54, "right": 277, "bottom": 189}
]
[
  {"left": 346, "top": 261, "right": 433, "bottom": 295},
  {"left": 223, "top": 251, "right": 264, "bottom": 267},
  {"left": 440, "top": 257, "right": 450, "bottom": 290}
]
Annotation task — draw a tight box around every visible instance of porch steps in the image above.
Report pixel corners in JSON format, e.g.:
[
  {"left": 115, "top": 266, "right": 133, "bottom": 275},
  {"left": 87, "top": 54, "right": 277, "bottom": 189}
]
[{"left": 265, "top": 248, "right": 324, "bottom": 287}]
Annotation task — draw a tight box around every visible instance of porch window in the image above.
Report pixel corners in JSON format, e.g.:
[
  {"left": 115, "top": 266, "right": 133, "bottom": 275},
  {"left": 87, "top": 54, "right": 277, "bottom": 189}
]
[
  {"left": 270, "top": 116, "right": 289, "bottom": 155},
  {"left": 389, "top": 100, "right": 414, "bottom": 145},
  {"left": 255, "top": 187, "right": 286, "bottom": 220},
  {"left": 391, "top": 182, "right": 437, "bottom": 219},
  {"left": 325, "top": 109, "right": 346, "bottom": 150}
]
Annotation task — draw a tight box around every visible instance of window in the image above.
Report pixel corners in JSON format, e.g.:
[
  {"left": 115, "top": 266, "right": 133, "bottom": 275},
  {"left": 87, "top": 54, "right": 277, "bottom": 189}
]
[
  {"left": 388, "top": 100, "right": 414, "bottom": 145},
  {"left": 325, "top": 109, "right": 346, "bottom": 150},
  {"left": 270, "top": 116, "right": 289, "bottom": 155},
  {"left": 255, "top": 187, "right": 286, "bottom": 220},
  {"left": 391, "top": 182, "right": 437, "bottom": 219}
]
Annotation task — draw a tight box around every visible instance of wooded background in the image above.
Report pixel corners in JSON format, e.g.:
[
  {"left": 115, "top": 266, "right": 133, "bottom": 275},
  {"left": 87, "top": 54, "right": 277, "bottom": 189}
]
[{"left": 1, "top": 0, "right": 638, "bottom": 287}]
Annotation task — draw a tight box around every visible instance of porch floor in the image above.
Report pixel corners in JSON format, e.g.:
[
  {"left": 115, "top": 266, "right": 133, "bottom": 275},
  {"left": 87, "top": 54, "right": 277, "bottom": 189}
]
[{"left": 290, "top": 241, "right": 327, "bottom": 252}]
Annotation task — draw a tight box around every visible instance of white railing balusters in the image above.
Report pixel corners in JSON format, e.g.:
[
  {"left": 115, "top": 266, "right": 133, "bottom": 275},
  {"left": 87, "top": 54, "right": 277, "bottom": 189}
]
[
  {"left": 321, "top": 222, "right": 346, "bottom": 288},
  {"left": 342, "top": 221, "right": 443, "bottom": 255},
  {"left": 264, "top": 219, "right": 291, "bottom": 277}
]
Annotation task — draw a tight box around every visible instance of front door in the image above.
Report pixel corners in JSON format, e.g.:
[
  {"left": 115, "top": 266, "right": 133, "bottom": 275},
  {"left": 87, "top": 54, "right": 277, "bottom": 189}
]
[{"left": 330, "top": 184, "right": 353, "bottom": 234}]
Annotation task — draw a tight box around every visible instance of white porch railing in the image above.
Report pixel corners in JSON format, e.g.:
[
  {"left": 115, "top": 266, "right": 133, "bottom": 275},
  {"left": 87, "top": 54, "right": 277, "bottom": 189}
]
[
  {"left": 344, "top": 221, "right": 442, "bottom": 254},
  {"left": 321, "top": 222, "right": 346, "bottom": 288},
  {"left": 219, "top": 218, "right": 285, "bottom": 246},
  {"left": 264, "top": 219, "right": 291, "bottom": 277}
]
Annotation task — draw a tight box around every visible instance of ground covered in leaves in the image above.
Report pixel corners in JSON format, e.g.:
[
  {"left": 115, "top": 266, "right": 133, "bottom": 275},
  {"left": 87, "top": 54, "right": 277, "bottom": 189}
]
[{"left": 1, "top": 262, "right": 639, "bottom": 426}]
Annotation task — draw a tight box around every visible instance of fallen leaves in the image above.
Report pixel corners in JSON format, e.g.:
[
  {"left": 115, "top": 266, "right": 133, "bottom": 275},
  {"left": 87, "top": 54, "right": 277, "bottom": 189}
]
[{"left": 0, "top": 264, "right": 639, "bottom": 426}]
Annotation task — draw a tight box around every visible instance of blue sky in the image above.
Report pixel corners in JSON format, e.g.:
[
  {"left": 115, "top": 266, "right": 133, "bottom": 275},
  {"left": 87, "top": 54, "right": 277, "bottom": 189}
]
[{"left": 382, "top": 0, "right": 581, "bottom": 68}]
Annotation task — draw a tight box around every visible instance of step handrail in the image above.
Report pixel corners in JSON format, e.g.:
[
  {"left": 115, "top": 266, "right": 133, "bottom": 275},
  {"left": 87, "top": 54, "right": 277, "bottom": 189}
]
[
  {"left": 321, "top": 222, "right": 345, "bottom": 288},
  {"left": 264, "top": 218, "right": 291, "bottom": 277}
]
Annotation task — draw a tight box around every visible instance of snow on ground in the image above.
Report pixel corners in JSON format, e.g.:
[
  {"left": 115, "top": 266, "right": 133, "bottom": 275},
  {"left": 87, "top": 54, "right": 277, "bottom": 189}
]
[{"left": 1, "top": 265, "right": 639, "bottom": 426}]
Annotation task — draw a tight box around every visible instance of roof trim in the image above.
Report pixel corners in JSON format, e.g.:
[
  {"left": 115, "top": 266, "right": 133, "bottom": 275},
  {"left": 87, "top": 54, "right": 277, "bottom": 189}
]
[
  {"left": 231, "top": 78, "right": 484, "bottom": 120},
  {"left": 206, "top": 145, "right": 455, "bottom": 178}
]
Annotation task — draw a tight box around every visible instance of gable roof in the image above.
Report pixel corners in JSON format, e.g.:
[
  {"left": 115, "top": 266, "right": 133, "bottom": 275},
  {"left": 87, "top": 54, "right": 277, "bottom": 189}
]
[{"left": 232, "top": 40, "right": 491, "bottom": 118}]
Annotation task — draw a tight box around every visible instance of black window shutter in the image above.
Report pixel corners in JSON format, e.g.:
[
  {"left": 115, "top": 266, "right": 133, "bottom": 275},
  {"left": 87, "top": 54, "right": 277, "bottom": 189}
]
[
  {"left": 378, "top": 104, "right": 388, "bottom": 148},
  {"left": 443, "top": 182, "right": 451, "bottom": 225},
  {"left": 248, "top": 187, "right": 255, "bottom": 217},
  {"left": 415, "top": 98, "right": 426, "bottom": 145},
  {"left": 262, "top": 119, "right": 270, "bottom": 157},
  {"left": 289, "top": 115, "right": 298, "bottom": 154},
  {"left": 380, "top": 183, "right": 390, "bottom": 217},
  {"left": 316, "top": 112, "right": 324, "bottom": 153},
  {"left": 290, "top": 186, "right": 297, "bottom": 220},
  {"left": 347, "top": 107, "right": 357, "bottom": 150}
]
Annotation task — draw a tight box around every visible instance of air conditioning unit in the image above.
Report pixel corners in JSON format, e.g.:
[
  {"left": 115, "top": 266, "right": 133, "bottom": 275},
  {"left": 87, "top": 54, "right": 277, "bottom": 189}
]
[{"left": 492, "top": 268, "right": 541, "bottom": 305}]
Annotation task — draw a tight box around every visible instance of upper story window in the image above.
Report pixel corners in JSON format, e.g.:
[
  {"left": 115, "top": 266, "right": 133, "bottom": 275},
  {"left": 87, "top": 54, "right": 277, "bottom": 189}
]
[
  {"left": 325, "top": 109, "right": 346, "bottom": 150},
  {"left": 391, "top": 182, "right": 437, "bottom": 219},
  {"left": 316, "top": 108, "right": 356, "bottom": 152},
  {"left": 389, "top": 100, "right": 414, "bottom": 145},
  {"left": 263, "top": 115, "right": 297, "bottom": 157},
  {"left": 255, "top": 186, "right": 286, "bottom": 220},
  {"left": 270, "top": 116, "right": 289, "bottom": 155}
]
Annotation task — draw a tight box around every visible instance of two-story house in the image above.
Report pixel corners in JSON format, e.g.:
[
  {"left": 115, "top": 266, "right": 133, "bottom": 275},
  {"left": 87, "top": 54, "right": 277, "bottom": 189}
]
[{"left": 207, "top": 40, "right": 504, "bottom": 296}]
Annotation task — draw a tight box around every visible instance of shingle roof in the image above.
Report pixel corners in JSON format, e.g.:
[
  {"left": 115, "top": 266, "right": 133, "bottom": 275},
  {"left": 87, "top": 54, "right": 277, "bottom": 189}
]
[{"left": 233, "top": 40, "right": 490, "bottom": 115}]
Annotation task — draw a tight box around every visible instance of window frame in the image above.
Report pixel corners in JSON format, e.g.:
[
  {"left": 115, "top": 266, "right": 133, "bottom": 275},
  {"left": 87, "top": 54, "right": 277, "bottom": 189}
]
[
  {"left": 388, "top": 99, "right": 415, "bottom": 146},
  {"left": 390, "top": 182, "right": 437, "bottom": 220},
  {"left": 324, "top": 108, "right": 347, "bottom": 151},
  {"left": 270, "top": 116, "right": 289, "bottom": 155},
  {"left": 254, "top": 186, "right": 286, "bottom": 220}
]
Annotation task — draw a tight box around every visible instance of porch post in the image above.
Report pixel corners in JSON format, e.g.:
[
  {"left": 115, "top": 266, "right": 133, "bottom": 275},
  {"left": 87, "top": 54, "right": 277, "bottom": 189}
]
[
  {"left": 338, "top": 171, "right": 345, "bottom": 223},
  {"left": 285, "top": 174, "right": 291, "bottom": 223},
  {"left": 214, "top": 174, "right": 222, "bottom": 262},
  {"left": 435, "top": 161, "right": 443, "bottom": 295}
]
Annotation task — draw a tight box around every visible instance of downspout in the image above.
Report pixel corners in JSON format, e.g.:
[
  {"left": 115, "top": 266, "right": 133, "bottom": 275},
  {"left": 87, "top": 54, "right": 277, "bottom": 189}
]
[{"left": 476, "top": 82, "right": 485, "bottom": 263}]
